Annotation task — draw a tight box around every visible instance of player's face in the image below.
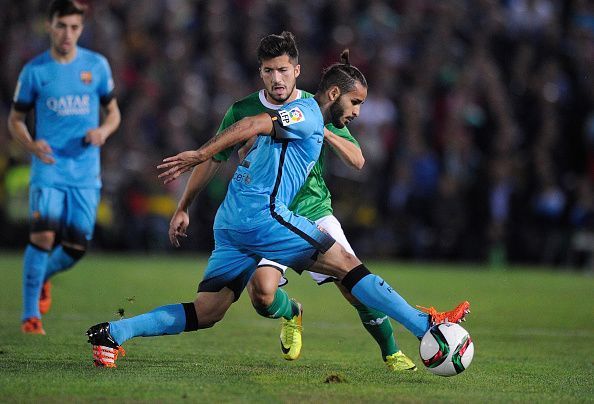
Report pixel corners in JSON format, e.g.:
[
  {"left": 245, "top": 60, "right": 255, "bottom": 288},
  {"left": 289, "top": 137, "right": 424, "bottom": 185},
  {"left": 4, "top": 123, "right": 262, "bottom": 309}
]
[
  {"left": 329, "top": 81, "right": 367, "bottom": 128},
  {"left": 48, "top": 14, "right": 84, "bottom": 57},
  {"left": 260, "top": 55, "right": 300, "bottom": 104}
]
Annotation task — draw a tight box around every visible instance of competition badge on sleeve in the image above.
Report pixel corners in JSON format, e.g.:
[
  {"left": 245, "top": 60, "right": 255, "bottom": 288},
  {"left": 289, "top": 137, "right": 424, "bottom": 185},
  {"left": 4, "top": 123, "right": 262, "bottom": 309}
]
[{"left": 278, "top": 107, "right": 305, "bottom": 126}]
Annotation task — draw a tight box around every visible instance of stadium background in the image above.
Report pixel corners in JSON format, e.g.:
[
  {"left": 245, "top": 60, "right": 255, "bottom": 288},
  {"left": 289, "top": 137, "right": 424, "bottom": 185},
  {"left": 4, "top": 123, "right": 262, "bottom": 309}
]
[{"left": 0, "top": 0, "right": 592, "bottom": 269}]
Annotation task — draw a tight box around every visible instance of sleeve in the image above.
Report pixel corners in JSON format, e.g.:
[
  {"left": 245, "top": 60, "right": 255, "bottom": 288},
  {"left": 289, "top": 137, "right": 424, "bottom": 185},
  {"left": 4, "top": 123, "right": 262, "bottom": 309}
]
[
  {"left": 268, "top": 103, "right": 316, "bottom": 141},
  {"left": 12, "top": 65, "right": 36, "bottom": 112},
  {"left": 98, "top": 55, "right": 115, "bottom": 106},
  {"left": 212, "top": 106, "right": 238, "bottom": 162},
  {"left": 326, "top": 124, "right": 360, "bottom": 148}
]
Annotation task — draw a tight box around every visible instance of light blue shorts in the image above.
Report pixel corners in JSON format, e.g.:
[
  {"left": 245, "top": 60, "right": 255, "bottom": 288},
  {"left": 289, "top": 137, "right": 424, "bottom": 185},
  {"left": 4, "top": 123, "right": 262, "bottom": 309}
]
[
  {"left": 29, "top": 184, "right": 100, "bottom": 246},
  {"left": 198, "top": 212, "right": 335, "bottom": 300}
]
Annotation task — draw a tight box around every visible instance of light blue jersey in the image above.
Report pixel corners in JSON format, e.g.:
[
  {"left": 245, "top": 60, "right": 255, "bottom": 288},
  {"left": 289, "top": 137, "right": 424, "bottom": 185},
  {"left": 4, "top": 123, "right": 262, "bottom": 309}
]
[
  {"left": 201, "top": 97, "right": 335, "bottom": 295},
  {"left": 13, "top": 47, "right": 114, "bottom": 189},
  {"left": 214, "top": 97, "right": 325, "bottom": 231}
]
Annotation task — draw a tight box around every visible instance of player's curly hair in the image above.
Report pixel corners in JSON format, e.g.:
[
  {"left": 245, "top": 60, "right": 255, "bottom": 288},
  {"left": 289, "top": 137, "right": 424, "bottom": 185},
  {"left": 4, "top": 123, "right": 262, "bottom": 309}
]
[
  {"left": 257, "top": 31, "right": 299, "bottom": 65},
  {"left": 48, "top": 0, "right": 84, "bottom": 20},
  {"left": 318, "top": 49, "right": 367, "bottom": 94}
]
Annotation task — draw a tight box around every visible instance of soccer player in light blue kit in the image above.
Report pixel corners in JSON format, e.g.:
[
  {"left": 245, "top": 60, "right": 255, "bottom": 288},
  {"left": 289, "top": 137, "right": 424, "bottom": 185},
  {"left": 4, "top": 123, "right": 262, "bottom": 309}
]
[
  {"left": 8, "top": 0, "right": 121, "bottom": 335},
  {"left": 86, "top": 51, "right": 469, "bottom": 367}
]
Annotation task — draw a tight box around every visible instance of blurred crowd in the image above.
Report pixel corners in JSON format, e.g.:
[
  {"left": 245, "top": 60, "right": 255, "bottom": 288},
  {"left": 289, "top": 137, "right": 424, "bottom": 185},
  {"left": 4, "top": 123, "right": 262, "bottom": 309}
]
[{"left": 1, "top": 0, "right": 593, "bottom": 269}]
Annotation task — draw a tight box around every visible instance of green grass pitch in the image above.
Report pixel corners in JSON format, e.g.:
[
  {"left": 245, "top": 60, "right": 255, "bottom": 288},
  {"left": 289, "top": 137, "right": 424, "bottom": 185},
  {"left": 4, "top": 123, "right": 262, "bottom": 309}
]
[{"left": 0, "top": 252, "right": 592, "bottom": 402}]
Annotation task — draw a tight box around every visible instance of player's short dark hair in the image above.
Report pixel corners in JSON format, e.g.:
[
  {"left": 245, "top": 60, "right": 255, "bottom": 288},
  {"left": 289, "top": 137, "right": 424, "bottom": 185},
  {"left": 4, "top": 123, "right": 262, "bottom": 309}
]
[
  {"left": 318, "top": 49, "right": 367, "bottom": 94},
  {"left": 47, "top": 0, "right": 84, "bottom": 20},
  {"left": 257, "top": 31, "right": 299, "bottom": 65}
]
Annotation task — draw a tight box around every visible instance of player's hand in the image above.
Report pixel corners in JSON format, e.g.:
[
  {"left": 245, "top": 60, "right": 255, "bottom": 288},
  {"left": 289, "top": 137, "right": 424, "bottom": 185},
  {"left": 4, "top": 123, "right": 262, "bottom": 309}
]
[
  {"left": 157, "top": 151, "right": 205, "bottom": 184},
  {"left": 84, "top": 127, "right": 108, "bottom": 146},
  {"left": 238, "top": 137, "right": 257, "bottom": 161},
  {"left": 31, "top": 140, "right": 55, "bottom": 164},
  {"left": 169, "top": 209, "right": 190, "bottom": 247}
]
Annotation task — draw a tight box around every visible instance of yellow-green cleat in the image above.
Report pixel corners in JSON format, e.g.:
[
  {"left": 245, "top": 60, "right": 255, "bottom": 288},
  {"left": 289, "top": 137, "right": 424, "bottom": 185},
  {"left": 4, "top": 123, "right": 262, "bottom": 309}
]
[
  {"left": 279, "top": 300, "right": 303, "bottom": 360},
  {"left": 385, "top": 351, "right": 417, "bottom": 371}
]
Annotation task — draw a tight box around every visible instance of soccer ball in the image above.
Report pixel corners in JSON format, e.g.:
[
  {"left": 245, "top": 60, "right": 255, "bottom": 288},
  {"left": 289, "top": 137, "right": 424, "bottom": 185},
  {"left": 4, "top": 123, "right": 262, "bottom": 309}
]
[{"left": 419, "top": 323, "right": 474, "bottom": 377}]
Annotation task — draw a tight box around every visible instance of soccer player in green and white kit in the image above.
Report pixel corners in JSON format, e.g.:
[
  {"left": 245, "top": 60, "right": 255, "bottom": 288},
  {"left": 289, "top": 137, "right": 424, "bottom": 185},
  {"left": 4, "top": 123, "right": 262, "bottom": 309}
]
[{"left": 168, "top": 31, "right": 416, "bottom": 371}]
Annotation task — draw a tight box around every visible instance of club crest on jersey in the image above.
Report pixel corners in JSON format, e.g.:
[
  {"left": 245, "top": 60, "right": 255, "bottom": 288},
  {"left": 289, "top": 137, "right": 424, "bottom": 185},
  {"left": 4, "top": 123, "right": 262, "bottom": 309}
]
[
  {"left": 80, "top": 71, "right": 92, "bottom": 84},
  {"left": 278, "top": 107, "right": 305, "bottom": 126}
]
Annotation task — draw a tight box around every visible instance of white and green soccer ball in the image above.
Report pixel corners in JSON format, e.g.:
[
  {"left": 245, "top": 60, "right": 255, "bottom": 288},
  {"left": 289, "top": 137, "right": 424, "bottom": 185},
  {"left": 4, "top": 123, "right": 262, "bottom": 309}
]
[{"left": 419, "top": 322, "right": 474, "bottom": 377}]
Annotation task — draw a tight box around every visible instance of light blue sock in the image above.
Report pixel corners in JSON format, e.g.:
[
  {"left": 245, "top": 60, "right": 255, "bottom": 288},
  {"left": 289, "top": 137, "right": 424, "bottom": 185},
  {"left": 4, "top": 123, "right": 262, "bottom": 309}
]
[
  {"left": 22, "top": 244, "right": 49, "bottom": 321},
  {"left": 351, "top": 274, "right": 429, "bottom": 338},
  {"left": 44, "top": 245, "right": 77, "bottom": 281},
  {"left": 109, "top": 304, "right": 186, "bottom": 345}
]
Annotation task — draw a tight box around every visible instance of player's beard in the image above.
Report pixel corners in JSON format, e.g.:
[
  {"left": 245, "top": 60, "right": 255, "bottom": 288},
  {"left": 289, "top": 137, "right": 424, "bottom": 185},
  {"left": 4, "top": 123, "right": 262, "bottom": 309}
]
[
  {"left": 268, "top": 82, "right": 297, "bottom": 104},
  {"left": 329, "top": 96, "right": 347, "bottom": 128}
]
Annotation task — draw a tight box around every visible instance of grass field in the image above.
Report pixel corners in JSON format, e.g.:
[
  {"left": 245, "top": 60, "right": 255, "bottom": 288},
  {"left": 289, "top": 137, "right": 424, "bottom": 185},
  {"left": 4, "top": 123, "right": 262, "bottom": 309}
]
[{"left": 0, "top": 252, "right": 593, "bottom": 402}]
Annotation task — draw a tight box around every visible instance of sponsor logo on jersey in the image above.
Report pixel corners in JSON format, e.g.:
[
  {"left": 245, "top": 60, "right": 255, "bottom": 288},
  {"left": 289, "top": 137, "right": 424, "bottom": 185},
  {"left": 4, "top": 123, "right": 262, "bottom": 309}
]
[
  {"left": 46, "top": 94, "right": 90, "bottom": 116},
  {"left": 278, "top": 107, "right": 305, "bottom": 126},
  {"left": 80, "top": 71, "right": 92, "bottom": 84},
  {"left": 234, "top": 172, "right": 252, "bottom": 185}
]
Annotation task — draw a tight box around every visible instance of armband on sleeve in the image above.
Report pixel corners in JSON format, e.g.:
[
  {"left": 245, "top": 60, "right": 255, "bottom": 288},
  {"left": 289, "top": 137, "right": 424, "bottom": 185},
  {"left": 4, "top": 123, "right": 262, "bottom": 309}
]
[
  {"left": 100, "top": 91, "right": 115, "bottom": 106},
  {"left": 12, "top": 101, "right": 34, "bottom": 113},
  {"left": 266, "top": 110, "right": 292, "bottom": 140}
]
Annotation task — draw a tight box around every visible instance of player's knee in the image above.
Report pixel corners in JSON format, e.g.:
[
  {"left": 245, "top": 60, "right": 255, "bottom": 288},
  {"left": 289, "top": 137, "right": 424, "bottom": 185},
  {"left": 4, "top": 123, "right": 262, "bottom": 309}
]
[
  {"left": 341, "top": 248, "right": 360, "bottom": 267},
  {"left": 193, "top": 297, "right": 229, "bottom": 329},
  {"left": 250, "top": 288, "right": 275, "bottom": 309},
  {"left": 29, "top": 231, "right": 55, "bottom": 251},
  {"left": 335, "top": 250, "right": 361, "bottom": 276}
]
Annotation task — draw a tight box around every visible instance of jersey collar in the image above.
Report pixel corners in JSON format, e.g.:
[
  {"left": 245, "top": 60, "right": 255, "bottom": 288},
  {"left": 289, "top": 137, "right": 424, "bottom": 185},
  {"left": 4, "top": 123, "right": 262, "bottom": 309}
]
[{"left": 259, "top": 89, "right": 302, "bottom": 110}]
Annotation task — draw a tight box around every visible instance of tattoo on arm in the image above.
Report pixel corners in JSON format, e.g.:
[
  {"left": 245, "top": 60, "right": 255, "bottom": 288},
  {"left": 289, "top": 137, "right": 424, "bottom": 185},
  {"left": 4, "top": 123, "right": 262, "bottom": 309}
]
[{"left": 203, "top": 121, "right": 242, "bottom": 153}]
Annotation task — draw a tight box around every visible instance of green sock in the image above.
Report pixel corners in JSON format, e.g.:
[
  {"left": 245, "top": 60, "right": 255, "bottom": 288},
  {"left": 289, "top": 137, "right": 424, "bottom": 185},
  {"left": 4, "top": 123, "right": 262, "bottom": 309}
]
[
  {"left": 353, "top": 303, "right": 398, "bottom": 360},
  {"left": 255, "top": 288, "right": 298, "bottom": 320}
]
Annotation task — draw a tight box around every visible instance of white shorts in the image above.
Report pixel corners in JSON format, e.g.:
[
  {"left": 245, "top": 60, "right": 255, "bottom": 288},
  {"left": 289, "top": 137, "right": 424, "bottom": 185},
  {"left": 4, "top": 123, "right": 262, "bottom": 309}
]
[{"left": 257, "top": 214, "right": 356, "bottom": 286}]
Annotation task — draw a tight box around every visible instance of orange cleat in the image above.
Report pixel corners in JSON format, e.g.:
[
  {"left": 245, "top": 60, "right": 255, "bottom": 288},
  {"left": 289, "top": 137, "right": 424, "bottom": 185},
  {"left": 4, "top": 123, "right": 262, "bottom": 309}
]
[
  {"left": 21, "top": 317, "right": 46, "bottom": 335},
  {"left": 39, "top": 281, "right": 52, "bottom": 315},
  {"left": 417, "top": 301, "right": 471, "bottom": 325},
  {"left": 87, "top": 322, "right": 125, "bottom": 368},
  {"left": 92, "top": 345, "right": 126, "bottom": 368}
]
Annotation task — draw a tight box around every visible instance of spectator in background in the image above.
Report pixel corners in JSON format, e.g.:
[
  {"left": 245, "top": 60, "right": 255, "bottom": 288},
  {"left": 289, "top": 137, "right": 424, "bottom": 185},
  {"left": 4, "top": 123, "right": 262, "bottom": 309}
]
[{"left": 0, "top": 0, "right": 592, "bottom": 269}]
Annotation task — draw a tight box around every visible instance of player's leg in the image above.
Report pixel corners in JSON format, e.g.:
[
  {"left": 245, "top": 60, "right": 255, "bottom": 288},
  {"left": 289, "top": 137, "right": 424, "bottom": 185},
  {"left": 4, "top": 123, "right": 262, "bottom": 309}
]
[
  {"left": 332, "top": 280, "right": 415, "bottom": 370},
  {"left": 44, "top": 188, "right": 98, "bottom": 280},
  {"left": 21, "top": 186, "right": 64, "bottom": 334},
  {"left": 39, "top": 188, "right": 98, "bottom": 314},
  {"left": 87, "top": 289, "right": 235, "bottom": 368},
  {"left": 44, "top": 244, "right": 85, "bottom": 281},
  {"left": 310, "top": 215, "right": 412, "bottom": 368},
  {"left": 248, "top": 261, "right": 299, "bottom": 320},
  {"left": 87, "top": 272, "right": 255, "bottom": 367},
  {"left": 85, "top": 229, "right": 259, "bottom": 367},
  {"left": 107, "top": 289, "right": 236, "bottom": 345},
  {"left": 309, "top": 243, "right": 469, "bottom": 339},
  {"left": 247, "top": 261, "right": 303, "bottom": 360}
]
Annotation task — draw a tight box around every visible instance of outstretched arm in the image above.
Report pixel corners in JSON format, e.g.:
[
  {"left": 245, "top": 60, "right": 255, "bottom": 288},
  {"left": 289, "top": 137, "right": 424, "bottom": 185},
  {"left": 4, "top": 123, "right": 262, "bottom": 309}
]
[
  {"left": 324, "top": 127, "right": 365, "bottom": 170},
  {"left": 158, "top": 113, "right": 273, "bottom": 184},
  {"left": 168, "top": 158, "right": 221, "bottom": 247}
]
